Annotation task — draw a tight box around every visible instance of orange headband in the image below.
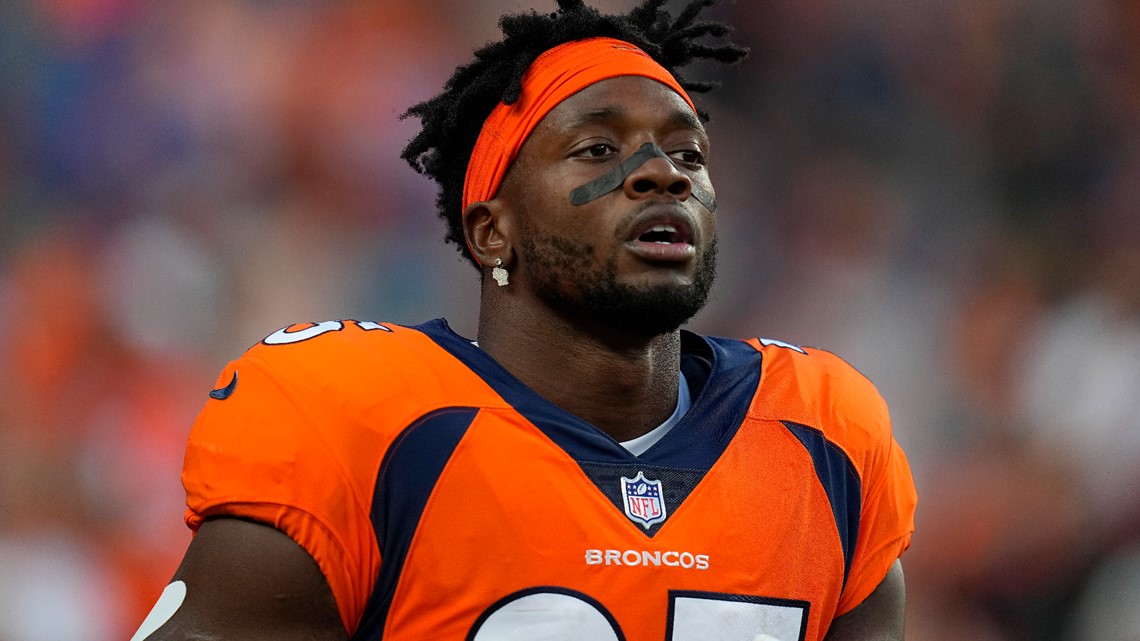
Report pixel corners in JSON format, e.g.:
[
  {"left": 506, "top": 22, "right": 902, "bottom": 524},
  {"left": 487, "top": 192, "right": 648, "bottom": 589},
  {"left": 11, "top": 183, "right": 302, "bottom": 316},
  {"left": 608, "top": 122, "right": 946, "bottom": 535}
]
[{"left": 462, "top": 37, "right": 696, "bottom": 264}]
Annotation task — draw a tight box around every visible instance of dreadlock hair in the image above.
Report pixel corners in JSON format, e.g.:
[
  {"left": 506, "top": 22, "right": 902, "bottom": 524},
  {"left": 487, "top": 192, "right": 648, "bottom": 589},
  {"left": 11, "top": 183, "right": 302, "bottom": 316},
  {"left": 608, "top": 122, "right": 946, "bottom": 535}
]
[{"left": 401, "top": 0, "right": 748, "bottom": 269}]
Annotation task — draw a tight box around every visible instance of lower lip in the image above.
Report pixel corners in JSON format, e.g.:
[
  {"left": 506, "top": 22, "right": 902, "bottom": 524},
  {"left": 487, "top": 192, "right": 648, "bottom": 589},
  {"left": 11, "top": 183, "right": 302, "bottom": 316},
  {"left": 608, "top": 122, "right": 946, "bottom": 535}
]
[{"left": 626, "top": 240, "right": 697, "bottom": 262}]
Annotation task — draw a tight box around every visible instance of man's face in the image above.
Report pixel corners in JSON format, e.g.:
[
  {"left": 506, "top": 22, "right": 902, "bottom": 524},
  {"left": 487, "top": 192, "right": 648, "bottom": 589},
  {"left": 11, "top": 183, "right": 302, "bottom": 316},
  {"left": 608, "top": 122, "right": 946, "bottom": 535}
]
[{"left": 497, "top": 76, "right": 718, "bottom": 337}]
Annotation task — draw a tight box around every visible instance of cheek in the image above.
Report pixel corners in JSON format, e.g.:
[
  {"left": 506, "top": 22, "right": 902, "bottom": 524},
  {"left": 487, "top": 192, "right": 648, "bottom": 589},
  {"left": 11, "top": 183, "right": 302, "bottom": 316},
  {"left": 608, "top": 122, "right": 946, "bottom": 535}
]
[
  {"left": 693, "top": 174, "right": 717, "bottom": 228},
  {"left": 524, "top": 232, "right": 598, "bottom": 274},
  {"left": 515, "top": 184, "right": 612, "bottom": 247},
  {"left": 702, "top": 206, "right": 717, "bottom": 235},
  {"left": 502, "top": 166, "right": 574, "bottom": 228}
]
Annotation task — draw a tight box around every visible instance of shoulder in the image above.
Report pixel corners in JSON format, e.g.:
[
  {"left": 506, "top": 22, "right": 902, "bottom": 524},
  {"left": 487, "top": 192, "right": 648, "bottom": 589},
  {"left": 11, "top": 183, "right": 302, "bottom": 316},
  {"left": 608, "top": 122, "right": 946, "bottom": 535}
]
[
  {"left": 243, "top": 319, "right": 444, "bottom": 378},
  {"left": 228, "top": 319, "right": 480, "bottom": 408},
  {"left": 717, "top": 334, "right": 893, "bottom": 459},
  {"left": 196, "top": 318, "right": 500, "bottom": 450},
  {"left": 760, "top": 338, "right": 884, "bottom": 415},
  {"left": 188, "top": 319, "right": 448, "bottom": 462},
  {"left": 183, "top": 317, "right": 493, "bottom": 534},
  {"left": 702, "top": 334, "right": 885, "bottom": 420}
]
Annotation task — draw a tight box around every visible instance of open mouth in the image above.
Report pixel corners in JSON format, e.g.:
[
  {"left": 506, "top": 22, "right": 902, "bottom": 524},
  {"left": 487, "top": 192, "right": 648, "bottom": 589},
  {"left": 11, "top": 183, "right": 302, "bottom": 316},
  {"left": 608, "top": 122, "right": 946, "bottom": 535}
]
[
  {"left": 639, "top": 224, "right": 686, "bottom": 244},
  {"left": 633, "top": 217, "right": 694, "bottom": 245},
  {"left": 628, "top": 218, "right": 697, "bottom": 262}
]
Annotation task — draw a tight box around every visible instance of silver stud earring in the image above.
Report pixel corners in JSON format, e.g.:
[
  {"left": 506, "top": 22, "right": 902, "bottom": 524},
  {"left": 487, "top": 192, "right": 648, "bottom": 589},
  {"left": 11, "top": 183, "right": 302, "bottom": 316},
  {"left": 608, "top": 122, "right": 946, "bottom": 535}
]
[{"left": 492, "top": 258, "right": 509, "bottom": 287}]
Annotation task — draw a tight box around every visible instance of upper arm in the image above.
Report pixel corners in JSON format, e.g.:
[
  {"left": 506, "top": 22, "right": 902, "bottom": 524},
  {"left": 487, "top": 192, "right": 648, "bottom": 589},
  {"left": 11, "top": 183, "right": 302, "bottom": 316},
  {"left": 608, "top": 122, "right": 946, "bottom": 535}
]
[
  {"left": 824, "top": 559, "right": 906, "bottom": 641},
  {"left": 133, "top": 518, "right": 347, "bottom": 641}
]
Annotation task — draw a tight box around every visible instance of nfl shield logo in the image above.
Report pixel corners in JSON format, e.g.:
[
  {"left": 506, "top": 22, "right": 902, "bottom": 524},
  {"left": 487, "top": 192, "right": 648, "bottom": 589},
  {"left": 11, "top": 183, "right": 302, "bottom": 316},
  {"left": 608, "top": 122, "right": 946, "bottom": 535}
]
[{"left": 621, "top": 471, "right": 667, "bottom": 529}]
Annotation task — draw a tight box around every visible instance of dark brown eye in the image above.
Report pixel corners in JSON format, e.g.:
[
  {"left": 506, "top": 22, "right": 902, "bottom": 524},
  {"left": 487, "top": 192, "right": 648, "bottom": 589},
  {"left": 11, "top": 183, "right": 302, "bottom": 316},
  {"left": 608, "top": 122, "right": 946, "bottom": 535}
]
[
  {"left": 672, "top": 149, "right": 707, "bottom": 167},
  {"left": 586, "top": 144, "right": 613, "bottom": 157},
  {"left": 572, "top": 141, "right": 618, "bottom": 160}
]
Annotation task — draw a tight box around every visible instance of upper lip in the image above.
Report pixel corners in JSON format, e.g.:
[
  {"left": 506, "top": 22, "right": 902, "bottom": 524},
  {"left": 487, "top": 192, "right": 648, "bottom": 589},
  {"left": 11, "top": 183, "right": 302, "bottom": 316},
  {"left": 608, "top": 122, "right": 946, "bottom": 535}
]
[{"left": 625, "top": 204, "right": 697, "bottom": 245}]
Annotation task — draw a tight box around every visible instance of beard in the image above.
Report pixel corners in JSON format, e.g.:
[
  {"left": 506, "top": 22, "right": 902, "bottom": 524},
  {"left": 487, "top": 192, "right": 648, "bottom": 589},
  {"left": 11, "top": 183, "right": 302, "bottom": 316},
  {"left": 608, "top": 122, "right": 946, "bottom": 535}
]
[{"left": 518, "top": 231, "right": 718, "bottom": 338}]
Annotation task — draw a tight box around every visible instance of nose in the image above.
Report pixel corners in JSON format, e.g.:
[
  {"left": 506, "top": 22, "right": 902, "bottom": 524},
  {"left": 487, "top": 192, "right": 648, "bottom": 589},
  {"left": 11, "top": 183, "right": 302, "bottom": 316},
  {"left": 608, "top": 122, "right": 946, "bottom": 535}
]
[{"left": 623, "top": 155, "right": 692, "bottom": 201}]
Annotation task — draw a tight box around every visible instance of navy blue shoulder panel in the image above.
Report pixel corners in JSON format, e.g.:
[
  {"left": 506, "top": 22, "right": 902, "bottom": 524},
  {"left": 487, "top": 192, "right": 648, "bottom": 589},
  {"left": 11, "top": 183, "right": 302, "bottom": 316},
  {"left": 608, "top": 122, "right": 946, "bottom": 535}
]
[
  {"left": 645, "top": 333, "right": 763, "bottom": 469},
  {"left": 412, "top": 319, "right": 629, "bottom": 460},
  {"left": 353, "top": 406, "right": 478, "bottom": 641},
  {"left": 780, "top": 421, "right": 862, "bottom": 586},
  {"left": 411, "top": 319, "right": 763, "bottom": 471}
]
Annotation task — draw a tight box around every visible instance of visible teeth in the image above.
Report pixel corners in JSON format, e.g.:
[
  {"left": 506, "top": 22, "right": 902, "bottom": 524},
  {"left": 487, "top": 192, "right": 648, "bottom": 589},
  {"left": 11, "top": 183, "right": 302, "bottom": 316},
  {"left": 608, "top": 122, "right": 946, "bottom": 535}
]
[{"left": 639, "top": 223, "right": 684, "bottom": 245}]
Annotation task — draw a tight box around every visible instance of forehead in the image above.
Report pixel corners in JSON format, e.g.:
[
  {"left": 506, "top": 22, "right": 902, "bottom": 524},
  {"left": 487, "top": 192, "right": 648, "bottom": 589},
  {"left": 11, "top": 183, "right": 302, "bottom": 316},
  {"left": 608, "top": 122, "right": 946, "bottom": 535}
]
[{"left": 533, "top": 75, "right": 705, "bottom": 139}]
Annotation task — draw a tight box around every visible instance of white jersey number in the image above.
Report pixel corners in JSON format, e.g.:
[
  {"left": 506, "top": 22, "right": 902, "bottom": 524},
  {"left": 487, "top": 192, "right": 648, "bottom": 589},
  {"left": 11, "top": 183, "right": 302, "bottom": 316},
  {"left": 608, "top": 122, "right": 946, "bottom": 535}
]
[
  {"left": 469, "top": 588, "right": 808, "bottom": 641},
  {"left": 262, "top": 320, "right": 390, "bottom": 345}
]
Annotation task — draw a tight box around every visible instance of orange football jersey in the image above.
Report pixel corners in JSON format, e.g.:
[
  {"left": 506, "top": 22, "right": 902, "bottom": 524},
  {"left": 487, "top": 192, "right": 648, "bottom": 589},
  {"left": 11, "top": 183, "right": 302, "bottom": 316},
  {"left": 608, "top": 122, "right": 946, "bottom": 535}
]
[{"left": 182, "top": 318, "right": 916, "bottom": 640}]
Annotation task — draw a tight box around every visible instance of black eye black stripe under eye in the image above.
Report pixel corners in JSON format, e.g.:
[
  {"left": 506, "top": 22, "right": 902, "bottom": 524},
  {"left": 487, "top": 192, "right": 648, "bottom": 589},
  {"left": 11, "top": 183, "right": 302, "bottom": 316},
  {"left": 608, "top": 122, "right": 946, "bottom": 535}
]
[{"left": 568, "top": 142, "right": 717, "bottom": 212}]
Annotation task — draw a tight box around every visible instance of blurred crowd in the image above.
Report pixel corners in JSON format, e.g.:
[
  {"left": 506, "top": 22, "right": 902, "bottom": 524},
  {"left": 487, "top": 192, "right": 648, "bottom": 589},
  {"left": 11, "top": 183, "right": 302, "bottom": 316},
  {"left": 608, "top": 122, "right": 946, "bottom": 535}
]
[{"left": 1, "top": 1, "right": 1137, "bottom": 639}]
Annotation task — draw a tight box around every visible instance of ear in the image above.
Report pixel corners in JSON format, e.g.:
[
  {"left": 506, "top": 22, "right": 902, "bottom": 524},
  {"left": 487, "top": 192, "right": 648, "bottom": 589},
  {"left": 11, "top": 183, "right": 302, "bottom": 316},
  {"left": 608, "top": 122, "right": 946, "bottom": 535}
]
[{"left": 463, "top": 199, "right": 516, "bottom": 268}]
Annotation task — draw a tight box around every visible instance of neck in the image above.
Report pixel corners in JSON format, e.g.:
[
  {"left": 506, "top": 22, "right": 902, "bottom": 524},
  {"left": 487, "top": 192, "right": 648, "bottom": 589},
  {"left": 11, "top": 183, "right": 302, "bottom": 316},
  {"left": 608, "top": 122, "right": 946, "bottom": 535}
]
[{"left": 476, "top": 295, "right": 682, "bottom": 442}]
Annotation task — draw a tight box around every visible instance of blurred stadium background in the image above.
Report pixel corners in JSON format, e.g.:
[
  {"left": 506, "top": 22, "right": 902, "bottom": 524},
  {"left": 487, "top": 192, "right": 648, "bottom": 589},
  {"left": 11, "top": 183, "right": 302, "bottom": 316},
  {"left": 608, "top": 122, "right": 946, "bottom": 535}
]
[{"left": 1, "top": 1, "right": 1138, "bottom": 639}]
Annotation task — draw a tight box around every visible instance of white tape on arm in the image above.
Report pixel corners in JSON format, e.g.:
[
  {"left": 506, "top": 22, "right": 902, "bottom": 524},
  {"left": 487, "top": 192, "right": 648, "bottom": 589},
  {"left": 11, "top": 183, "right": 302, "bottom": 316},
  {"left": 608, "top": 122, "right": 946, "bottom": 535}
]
[{"left": 129, "top": 580, "right": 187, "bottom": 641}]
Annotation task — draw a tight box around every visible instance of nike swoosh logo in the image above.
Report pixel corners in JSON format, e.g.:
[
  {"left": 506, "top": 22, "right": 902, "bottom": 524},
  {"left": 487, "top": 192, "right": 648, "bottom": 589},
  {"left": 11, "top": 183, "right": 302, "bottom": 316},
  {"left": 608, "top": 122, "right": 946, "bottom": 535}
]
[{"left": 209, "top": 372, "right": 238, "bottom": 400}]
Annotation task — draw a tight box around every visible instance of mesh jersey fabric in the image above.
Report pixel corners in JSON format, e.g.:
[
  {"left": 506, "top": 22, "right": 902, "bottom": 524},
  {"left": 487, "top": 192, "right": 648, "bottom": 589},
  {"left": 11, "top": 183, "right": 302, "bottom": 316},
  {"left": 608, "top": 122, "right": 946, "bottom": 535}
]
[{"left": 181, "top": 318, "right": 916, "bottom": 640}]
